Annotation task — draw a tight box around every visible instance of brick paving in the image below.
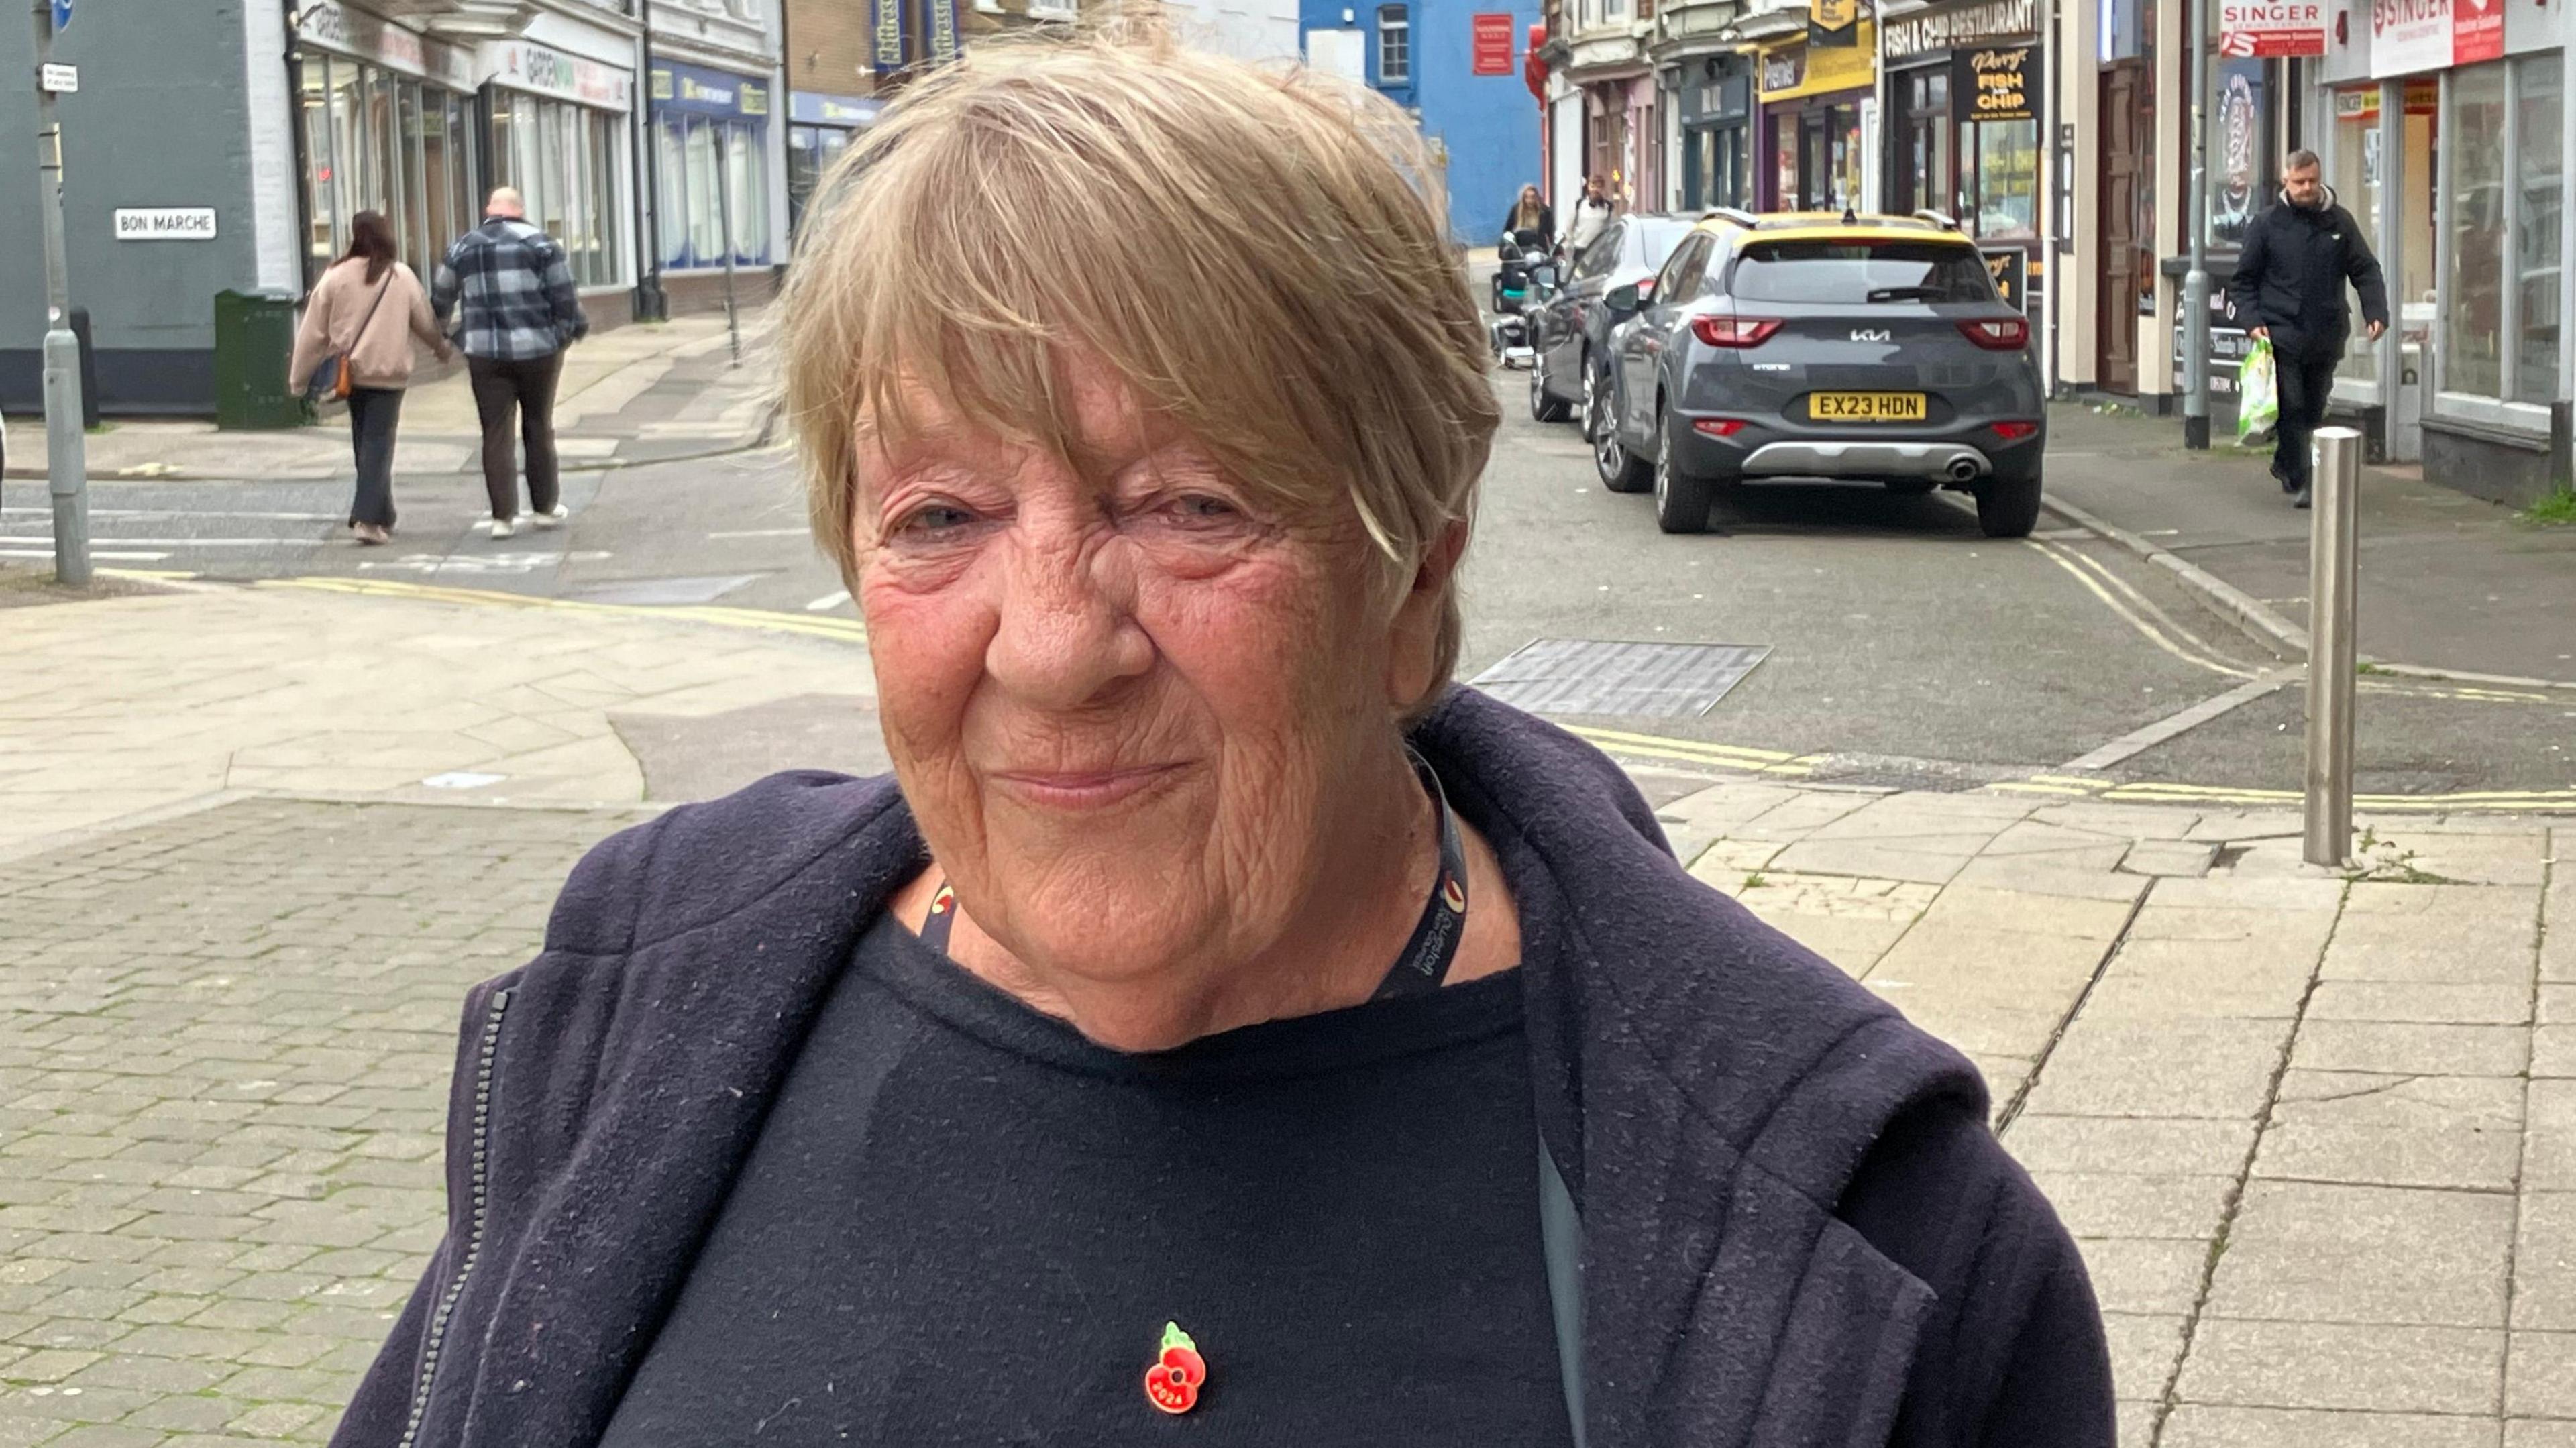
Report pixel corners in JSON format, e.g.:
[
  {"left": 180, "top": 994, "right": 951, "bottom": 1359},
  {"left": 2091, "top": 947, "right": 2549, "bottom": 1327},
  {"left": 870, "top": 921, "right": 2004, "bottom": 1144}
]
[{"left": 0, "top": 800, "right": 651, "bottom": 1447}]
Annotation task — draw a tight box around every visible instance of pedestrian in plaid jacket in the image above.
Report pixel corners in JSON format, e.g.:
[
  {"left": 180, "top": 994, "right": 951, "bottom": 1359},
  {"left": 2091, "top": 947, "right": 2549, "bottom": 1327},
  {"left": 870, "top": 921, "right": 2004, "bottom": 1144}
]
[{"left": 434, "top": 187, "right": 589, "bottom": 539}]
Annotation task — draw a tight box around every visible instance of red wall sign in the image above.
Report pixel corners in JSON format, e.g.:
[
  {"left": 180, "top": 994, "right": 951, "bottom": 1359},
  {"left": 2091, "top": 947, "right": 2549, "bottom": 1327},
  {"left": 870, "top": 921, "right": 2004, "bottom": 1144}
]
[
  {"left": 2452, "top": 0, "right": 2502, "bottom": 62},
  {"left": 1472, "top": 12, "right": 1515, "bottom": 74}
]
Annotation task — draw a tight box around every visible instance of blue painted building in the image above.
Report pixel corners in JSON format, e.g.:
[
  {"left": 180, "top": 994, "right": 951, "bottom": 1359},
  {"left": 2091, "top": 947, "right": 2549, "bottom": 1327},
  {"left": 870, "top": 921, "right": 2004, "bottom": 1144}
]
[{"left": 1299, "top": 0, "right": 1542, "bottom": 246}]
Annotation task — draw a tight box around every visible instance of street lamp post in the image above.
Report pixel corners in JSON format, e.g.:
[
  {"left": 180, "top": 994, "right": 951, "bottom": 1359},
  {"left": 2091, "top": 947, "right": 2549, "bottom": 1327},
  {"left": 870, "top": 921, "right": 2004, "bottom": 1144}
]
[
  {"left": 2181, "top": 0, "right": 2212, "bottom": 449},
  {"left": 28, "top": 0, "right": 91, "bottom": 585}
]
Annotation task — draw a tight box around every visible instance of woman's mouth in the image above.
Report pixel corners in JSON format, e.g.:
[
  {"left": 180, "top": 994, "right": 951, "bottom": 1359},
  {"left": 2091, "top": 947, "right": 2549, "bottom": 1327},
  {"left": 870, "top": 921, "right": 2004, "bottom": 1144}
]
[{"left": 987, "top": 763, "right": 1185, "bottom": 810}]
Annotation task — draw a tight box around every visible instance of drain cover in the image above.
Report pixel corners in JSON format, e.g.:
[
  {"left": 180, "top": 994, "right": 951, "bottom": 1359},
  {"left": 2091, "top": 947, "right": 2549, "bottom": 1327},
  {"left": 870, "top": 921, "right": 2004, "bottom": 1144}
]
[{"left": 1468, "top": 639, "right": 1770, "bottom": 718}]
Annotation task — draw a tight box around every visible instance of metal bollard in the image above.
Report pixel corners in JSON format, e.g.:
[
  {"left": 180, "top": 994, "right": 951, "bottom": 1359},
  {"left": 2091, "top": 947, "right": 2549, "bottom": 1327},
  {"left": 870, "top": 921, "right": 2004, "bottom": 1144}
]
[{"left": 2304, "top": 426, "right": 2363, "bottom": 866}]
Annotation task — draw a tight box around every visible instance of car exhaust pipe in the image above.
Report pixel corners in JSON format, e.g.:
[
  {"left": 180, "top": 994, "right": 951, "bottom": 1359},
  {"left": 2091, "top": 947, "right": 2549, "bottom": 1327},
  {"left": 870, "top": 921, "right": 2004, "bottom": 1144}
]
[{"left": 1943, "top": 456, "right": 1982, "bottom": 483}]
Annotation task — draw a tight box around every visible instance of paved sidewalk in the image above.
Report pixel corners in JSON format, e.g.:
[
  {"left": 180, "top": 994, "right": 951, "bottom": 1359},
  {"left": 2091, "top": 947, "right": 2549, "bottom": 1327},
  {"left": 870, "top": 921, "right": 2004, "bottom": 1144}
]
[
  {"left": 0, "top": 311, "right": 776, "bottom": 485},
  {"left": 1, "top": 578, "right": 2570, "bottom": 1447},
  {"left": 2043, "top": 403, "right": 2576, "bottom": 689}
]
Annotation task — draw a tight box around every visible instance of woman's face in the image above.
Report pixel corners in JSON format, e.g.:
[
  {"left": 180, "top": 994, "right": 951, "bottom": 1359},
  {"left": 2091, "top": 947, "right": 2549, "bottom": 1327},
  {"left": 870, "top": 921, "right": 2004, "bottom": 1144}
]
[
  {"left": 853, "top": 370, "right": 1444, "bottom": 991},
  {"left": 1520, "top": 186, "right": 1540, "bottom": 208}
]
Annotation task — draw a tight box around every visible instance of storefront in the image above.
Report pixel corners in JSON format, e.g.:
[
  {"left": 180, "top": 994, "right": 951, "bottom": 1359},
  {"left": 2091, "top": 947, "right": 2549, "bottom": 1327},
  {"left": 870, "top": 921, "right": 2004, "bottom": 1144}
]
[
  {"left": 1674, "top": 58, "right": 1755, "bottom": 209},
  {"left": 487, "top": 38, "right": 635, "bottom": 293},
  {"left": 651, "top": 58, "right": 775, "bottom": 272},
  {"left": 1881, "top": 0, "right": 2043, "bottom": 239},
  {"left": 787, "top": 91, "right": 885, "bottom": 236},
  {"left": 2310, "top": 0, "right": 2569, "bottom": 498},
  {"left": 1756, "top": 25, "right": 1877, "bottom": 212},
  {"left": 291, "top": 3, "right": 484, "bottom": 286}
]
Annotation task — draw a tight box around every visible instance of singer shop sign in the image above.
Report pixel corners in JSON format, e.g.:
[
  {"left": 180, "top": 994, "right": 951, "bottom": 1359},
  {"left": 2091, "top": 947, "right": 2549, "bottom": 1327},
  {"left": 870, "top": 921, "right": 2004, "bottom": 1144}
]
[
  {"left": 2371, "top": 0, "right": 2450, "bottom": 75},
  {"left": 2218, "top": 0, "right": 2324, "bottom": 56}
]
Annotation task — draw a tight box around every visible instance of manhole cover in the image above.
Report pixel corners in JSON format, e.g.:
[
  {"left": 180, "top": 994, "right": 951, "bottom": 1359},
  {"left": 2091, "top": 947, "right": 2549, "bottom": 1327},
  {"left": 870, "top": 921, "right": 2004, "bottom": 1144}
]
[{"left": 1468, "top": 638, "right": 1769, "bottom": 718}]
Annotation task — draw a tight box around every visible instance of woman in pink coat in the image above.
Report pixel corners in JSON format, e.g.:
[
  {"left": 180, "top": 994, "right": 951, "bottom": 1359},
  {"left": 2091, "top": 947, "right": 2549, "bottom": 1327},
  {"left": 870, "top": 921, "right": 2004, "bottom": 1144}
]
[{"left": 287, "top": 210, "right": 453, "bottom": 544}]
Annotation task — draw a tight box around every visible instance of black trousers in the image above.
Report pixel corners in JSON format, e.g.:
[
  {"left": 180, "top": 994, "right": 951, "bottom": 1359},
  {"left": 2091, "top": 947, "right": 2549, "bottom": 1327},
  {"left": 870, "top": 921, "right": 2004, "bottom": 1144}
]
[
  {"left": 345, "top": 386, "right": 403, "bottom": 529},
  {"left": 467, "top": 351, "right": 565, "bottom": 520},
  {"left": 2273, "top": 353, "right": 2340, "bottom": 488}
]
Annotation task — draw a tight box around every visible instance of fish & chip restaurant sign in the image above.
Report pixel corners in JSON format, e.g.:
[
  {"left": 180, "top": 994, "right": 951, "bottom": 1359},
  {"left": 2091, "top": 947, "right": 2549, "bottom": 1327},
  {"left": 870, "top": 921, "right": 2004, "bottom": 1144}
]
[{"left": 2220, "top": 0, "right": 2325, "bottom": 55}]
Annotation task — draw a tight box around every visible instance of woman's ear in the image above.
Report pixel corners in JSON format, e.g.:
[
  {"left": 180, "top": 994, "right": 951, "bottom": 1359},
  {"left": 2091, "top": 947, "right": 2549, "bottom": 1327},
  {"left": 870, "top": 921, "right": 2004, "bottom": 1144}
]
[{"left": 1385, "top": 520, "right": 1468, "bottom": 708}]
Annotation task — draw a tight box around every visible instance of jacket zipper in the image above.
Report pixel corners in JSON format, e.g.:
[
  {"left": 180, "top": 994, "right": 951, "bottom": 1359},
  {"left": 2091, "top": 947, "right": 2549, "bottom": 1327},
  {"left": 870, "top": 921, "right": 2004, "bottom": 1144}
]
[{"left": 397, "top": 987, "right": 511, "bottom": 1448}]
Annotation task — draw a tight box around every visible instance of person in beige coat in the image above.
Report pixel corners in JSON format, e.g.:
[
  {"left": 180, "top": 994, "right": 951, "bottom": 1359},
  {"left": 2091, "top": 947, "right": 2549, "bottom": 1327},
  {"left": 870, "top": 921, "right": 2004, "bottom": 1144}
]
[{"left": 288, "top": 210, "right": 453, "bottom": 544}]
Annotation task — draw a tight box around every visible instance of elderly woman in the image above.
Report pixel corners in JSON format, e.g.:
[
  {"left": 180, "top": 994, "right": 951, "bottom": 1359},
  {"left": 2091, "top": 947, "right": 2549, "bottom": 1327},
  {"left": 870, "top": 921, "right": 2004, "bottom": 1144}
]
[{"left": 331, "top": 38, "right": 2110, "bottom": 1448}]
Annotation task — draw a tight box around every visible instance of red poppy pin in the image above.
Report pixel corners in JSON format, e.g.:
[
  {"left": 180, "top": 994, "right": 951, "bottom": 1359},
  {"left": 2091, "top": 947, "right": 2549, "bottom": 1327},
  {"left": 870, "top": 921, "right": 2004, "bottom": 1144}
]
[
  {"left": 1441, "top": 875, "right": 1466, "bottom": 915},
  {"left": 1144, "top": 1321, "right": 1207, "bottom": 1415},
  {"left": 929, "top": 884, "right": 955, "bottom": 916}
]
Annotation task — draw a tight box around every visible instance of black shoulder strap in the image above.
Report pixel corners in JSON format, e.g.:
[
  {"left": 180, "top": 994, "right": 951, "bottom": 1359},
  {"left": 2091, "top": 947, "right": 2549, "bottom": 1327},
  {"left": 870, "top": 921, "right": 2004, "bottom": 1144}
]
[{"left": 1538, "top": 1135, "right": 1587, "bottom": 1447}]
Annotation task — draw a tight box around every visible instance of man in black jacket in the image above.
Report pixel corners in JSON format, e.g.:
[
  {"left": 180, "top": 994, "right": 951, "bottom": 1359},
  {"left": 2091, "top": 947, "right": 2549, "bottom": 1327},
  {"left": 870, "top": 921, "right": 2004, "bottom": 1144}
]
[{"left": 2226, "top": 149, "right": 2390, "bottom": 507}]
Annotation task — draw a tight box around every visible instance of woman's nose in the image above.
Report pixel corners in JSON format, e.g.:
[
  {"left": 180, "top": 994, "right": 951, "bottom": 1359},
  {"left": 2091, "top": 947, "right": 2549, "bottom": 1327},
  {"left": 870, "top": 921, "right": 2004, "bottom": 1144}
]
[{"left": 983, "top": 528, "right": 1154, "bottom": 711}]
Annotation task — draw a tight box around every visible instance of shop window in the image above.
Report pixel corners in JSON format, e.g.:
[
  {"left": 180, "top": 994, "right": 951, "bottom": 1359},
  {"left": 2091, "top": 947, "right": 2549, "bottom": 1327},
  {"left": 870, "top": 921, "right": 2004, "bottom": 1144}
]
[
  {"left": 298, "top": 56, "right": 338, "bottom": 279},
  {"left": 1967, "top": 118, "right": 2039, "bottom": 239},
  {"left": 1901, "top": 70, "right": 1951, "bottom": 217},
  {"left": 2327, "top": 87, "right": 2380, "bottom": 384},
  {"left": 2445, "top": 63, "right": 2507, "bottom": 400},
  {"left": 1377, "top": 6, "right": 1409, "bottom": 84},
  {"left": 2510, "top": 54, "right": 2561, "bottom": 406},
  {"left": 2208, "top": 56, "right": 2270, "bottom": 250}
]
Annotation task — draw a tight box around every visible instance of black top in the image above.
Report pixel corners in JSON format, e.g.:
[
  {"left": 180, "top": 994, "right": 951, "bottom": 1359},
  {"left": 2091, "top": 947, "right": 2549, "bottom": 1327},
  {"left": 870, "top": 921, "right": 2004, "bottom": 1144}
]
[
  {"left": 602, "top": 898, "right": 2108, "bottom": 1448},
  {"left": 2225, "top": 190, "right": 2390, "bottom": 362},
  {"left": 600, "top": 915, "right": 1575, "bottom": 1447}
]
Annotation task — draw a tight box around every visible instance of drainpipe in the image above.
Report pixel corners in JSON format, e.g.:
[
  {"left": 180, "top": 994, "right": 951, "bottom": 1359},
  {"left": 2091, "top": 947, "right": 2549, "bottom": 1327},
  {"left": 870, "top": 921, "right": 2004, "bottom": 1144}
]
[
  {"left": 284, "top": 5, "right": 319, "bottom": 292},
  {"left": 633, "top": 0, "right": 669, "bottom": 321}
]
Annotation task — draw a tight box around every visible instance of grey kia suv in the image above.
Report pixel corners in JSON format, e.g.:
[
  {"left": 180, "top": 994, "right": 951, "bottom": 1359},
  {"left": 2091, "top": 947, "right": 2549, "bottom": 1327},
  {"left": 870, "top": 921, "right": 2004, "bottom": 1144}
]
[{"left": 1591, "top": 210, "right": 2047, "bottom": 537}]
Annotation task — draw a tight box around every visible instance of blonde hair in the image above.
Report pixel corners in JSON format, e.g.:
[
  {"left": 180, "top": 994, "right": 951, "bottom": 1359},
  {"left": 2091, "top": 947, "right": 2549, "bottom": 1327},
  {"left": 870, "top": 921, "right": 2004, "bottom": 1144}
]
[{"left": 778, "top": 34, "right": 1498, "bottom": 708}]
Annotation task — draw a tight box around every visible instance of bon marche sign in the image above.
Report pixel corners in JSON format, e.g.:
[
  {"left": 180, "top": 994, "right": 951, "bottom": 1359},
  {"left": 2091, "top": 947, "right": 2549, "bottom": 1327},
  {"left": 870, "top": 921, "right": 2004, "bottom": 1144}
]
[
  {"left": 2219, "top": 0, "right": 2324, "bottom": 56},
  {"left": 114, "top": 207, "right": 217, "bottom": 241}
]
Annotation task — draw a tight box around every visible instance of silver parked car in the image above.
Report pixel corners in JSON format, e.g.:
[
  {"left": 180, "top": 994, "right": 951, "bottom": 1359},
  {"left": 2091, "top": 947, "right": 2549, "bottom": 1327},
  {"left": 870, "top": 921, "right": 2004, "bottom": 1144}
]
[{"left": 1594, "top": 210, "right": 2047, "bottom": 537}]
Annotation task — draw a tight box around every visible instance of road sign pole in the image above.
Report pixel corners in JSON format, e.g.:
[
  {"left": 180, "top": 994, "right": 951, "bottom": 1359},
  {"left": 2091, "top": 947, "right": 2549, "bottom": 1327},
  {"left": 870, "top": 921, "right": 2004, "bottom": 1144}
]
[
  {"left": 2182, "top": 0, "right": 2212, "bottom": 450},
  {"left": 30, "top": 0, "right": 91, "bottom": 585}
]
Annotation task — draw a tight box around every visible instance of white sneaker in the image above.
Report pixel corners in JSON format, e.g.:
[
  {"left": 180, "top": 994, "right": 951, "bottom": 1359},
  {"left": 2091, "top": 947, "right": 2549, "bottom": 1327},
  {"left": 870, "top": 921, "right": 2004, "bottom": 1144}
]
[
  {"left": 531, "top": 504, "right": 570, "bottom": 531},
  {"left": 489, "top": 517, "right": 517, "bottom": 540}
]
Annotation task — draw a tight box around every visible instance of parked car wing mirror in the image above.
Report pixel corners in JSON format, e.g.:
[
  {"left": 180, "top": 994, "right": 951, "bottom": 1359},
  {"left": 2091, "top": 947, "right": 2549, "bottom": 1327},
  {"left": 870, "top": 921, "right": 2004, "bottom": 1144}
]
[{"left": 1605, "top": 282, "right": 1642, "bottom": 314}]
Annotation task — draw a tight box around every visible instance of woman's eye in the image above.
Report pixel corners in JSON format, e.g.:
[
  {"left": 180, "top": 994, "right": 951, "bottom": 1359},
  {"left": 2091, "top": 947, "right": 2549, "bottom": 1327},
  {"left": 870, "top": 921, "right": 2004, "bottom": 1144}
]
[
  {"left": 1167, "top": 494, "right": 1238, "bottom": 522},
  {"left": 895, "top": 503, "right": 976, "bottom": 537}
]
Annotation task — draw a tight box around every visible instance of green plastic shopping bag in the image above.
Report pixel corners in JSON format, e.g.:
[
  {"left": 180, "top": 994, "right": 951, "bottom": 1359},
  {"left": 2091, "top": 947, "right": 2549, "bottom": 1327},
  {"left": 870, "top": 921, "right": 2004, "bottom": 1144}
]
[{"left": 2237, "top": 337, "right": 2279, "bottom": 445}]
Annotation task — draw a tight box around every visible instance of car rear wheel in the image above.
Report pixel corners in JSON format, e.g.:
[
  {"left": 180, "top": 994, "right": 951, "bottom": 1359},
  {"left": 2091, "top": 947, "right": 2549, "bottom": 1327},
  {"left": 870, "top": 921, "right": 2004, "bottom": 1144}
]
[
  {"left": 1590, "top": 361, "right": 1651, "bottom": 493},
  {"left": 1652, "top": 403, "right": 1711, "bottom": 535},
  {"left": 1974, "top": 474, "right": 2043, "bottom": 538},
  {"left": 1529, "top": 358, "right": 1570, "bottom": 423}
]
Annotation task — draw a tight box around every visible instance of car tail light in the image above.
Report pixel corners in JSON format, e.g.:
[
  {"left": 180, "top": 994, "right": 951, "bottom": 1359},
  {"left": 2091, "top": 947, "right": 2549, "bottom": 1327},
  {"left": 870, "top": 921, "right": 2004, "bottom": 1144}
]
[
  {"left": 1958, "top": 317, "right": 2031, "bottom": 350},
  {"left": 1692, "top": 418, "right": 1747, "bottom": 439},
  {"left": 1691, "top": 317, "right": 1781, "bottom": 348},
  {"left": 1992, "top": 421, "right": 2041, "bottom": 441}
]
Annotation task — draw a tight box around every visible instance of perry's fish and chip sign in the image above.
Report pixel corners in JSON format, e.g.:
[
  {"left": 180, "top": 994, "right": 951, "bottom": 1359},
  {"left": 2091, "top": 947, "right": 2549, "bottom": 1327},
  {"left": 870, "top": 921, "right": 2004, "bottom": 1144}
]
[
  {"left": 2219, "top": 0, "right": 2324, "bottom": 56},
  {"left": 1957, "top": 45, "right": 2037, "bottom": 121}
]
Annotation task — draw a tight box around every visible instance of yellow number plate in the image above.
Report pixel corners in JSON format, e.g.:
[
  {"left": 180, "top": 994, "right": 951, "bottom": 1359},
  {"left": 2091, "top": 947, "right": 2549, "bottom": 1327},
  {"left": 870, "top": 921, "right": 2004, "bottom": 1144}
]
[{"left": 1809, "top": 392, "right": 1928, "bottom": 421}]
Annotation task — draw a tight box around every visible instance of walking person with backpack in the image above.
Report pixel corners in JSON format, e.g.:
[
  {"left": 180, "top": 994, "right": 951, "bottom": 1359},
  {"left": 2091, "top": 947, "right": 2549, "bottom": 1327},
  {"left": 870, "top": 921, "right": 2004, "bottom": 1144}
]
[
  {"left": 2224, "top": 150, "right": 2389, "bottom": 508},
  {"left": 433, "top": 187, "right": 589, "bottom": 539},
  {"left": 287, "top": 209, "right": 453, "bottom": 545}
]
